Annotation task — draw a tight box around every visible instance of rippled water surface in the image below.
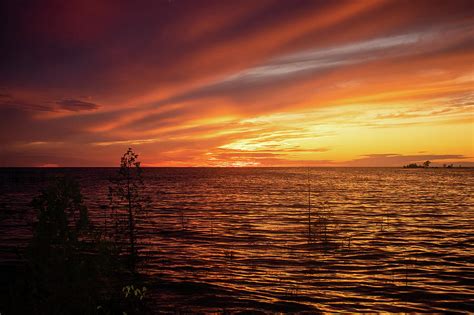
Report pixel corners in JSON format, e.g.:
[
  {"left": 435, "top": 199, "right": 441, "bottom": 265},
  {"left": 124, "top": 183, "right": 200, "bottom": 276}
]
[{"left": 1, "top": 167, "right": 473, "bottom": 312}]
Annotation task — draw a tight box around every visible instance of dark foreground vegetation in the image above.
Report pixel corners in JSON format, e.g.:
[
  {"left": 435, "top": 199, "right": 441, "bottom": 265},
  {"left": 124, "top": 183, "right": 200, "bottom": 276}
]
[{"left": 2, "top": 149, "right": 150, "bottom": 314}]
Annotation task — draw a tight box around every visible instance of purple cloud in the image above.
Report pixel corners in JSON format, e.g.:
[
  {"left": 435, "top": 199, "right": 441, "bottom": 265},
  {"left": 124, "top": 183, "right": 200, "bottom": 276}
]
[{"left": 56, "top": 99, "right": 99, "bottom": 112}]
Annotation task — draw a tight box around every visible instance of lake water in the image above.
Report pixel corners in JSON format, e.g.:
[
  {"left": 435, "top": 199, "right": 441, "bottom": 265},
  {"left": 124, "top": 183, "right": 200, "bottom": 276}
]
[{"left": 1, "top": 167, "right": 473, "bottom": 312}]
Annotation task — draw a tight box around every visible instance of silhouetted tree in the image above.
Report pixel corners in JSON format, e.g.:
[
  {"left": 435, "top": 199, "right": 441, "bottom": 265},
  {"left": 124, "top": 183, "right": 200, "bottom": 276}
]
[
  {"left": 11, "top": 176, "right": 105, "bottom": 314},
  {"left": 31, "top": 176, "right": 90, "bottom": 246},
  {"left": 423, "top": 160, "right": 431, "bottom": 168},
  {"left": 6, "top": 175, "right": 149, "bottom": 314},
  {"left": 109, "top": 148, "right": 151, "bottom": 271}
]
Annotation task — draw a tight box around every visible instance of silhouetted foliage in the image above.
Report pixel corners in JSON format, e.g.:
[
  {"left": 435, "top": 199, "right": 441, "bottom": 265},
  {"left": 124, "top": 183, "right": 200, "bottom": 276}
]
[
  {"left": 108, "top": 148, "right": 151, "bottom": 271},
  {"left": 4, "top": 174, "right": 151, "bottom": 314},
  {"left": 5, "top": 177, "right": 119, "bottom": 314},
  {"left": 31, "top": 176, "right": 90, "bottom": 246},
  {"left": 423, "top": 160, "right": 431, "bottom": 168}
]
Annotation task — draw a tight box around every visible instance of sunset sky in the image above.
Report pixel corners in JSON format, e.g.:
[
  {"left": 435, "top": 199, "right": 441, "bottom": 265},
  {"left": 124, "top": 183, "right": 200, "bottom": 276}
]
[{"left": 0, "top": 0, "right": 473, "bottom": 167}]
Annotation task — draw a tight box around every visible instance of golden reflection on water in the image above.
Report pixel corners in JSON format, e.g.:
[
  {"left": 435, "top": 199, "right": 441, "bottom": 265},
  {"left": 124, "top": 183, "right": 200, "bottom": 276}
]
[{"left": 0, "top": 167, "right": 473, "bottom": 312}]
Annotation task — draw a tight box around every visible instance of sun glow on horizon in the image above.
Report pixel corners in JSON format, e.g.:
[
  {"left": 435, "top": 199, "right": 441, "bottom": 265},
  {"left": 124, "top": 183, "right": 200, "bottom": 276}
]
[{"left": 1, "top": 0, "right": 473, "bottom": 167}]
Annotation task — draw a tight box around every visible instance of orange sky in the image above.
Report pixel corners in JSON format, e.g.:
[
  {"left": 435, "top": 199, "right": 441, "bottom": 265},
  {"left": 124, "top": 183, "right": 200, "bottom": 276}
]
[{"left": 0, "top": 0, "right": 473, "bottom": 167}]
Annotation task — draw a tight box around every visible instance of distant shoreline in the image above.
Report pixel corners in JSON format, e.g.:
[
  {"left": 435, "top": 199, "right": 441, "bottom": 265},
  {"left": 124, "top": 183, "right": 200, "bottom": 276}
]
[{"left": 0, "top": 166, "right": 473, "bottom": 169}]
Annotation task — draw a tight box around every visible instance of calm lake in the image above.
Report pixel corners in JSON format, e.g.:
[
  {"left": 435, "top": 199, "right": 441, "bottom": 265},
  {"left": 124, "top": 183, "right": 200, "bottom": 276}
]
[{"left": 1, "top": 167, "right": 473, "bottom": 312}]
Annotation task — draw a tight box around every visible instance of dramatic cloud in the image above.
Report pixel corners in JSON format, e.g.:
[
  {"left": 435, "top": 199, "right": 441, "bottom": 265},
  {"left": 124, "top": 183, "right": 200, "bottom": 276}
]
[
  {"left": 56, "top": 99, "right": 99, "bottom": 112},
  {"left": 0, "top": 0, "right": 472, "bottom": 166},
  {"left": 0, "top": 91, "right": 100, "bottom": 113}
]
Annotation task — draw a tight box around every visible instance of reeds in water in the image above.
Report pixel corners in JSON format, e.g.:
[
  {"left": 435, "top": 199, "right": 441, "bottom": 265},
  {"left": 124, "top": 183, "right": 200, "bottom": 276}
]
[{"left": 306, "top": 170, "right": 342, "bottom": 250}]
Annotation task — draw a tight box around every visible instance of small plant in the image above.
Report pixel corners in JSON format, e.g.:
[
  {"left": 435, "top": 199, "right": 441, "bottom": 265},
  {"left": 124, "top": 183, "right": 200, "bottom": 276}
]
[
  {"left": 122, "top": 284, "right": 147, "bottom": 300},
  {"left": 311, "top": 201, "right": 341, "bottom": 249},
  {"left": 97, "top": 285, "right": 148, "bottom": 314},
  {"left": 305, "top": 171, "right": 340, "bottom": 249},
  {"left": 179, "top": 208, "right": 188, "bottom": 231},
  {"left": 108, "top": 148, "right": 151, "bottom": 271},
  {"left": 224, "top": 249, "right": 235, "bottom": 260},
  {"left": 121, "top": 284, "right": 148, "bottom": 314}
]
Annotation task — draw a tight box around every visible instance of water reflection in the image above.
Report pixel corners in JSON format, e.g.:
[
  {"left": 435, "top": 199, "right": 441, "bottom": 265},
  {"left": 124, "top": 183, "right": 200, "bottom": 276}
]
[{"left": 0, "top": 168, "right": 473, "bottom": 312}]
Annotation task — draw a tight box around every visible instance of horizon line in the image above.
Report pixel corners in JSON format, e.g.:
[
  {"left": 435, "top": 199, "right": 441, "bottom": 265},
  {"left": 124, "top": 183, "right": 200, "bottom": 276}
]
[{"left": 1, "top": 166, "right": 473, "bottom": 169}]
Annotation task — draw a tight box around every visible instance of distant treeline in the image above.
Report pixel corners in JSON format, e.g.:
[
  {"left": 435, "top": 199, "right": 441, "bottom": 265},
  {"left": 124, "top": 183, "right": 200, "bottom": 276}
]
[{"left": 403, "top": 160, "right": 465, "bottom": 168}]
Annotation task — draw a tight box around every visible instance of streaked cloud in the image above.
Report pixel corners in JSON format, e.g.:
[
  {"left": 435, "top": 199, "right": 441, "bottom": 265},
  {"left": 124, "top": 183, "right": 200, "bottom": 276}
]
[
  {"left": 0, "top": 0, "right": 472, "bottom": 166},
  {"left": 0, "top": 91, "right": 100, "bottom": 113},
  {"left": 221, "top": 32, "right": 428, "bottom": 84},
  {"left": 56, "top": 99, "right": 99, "bottom": 112}
]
